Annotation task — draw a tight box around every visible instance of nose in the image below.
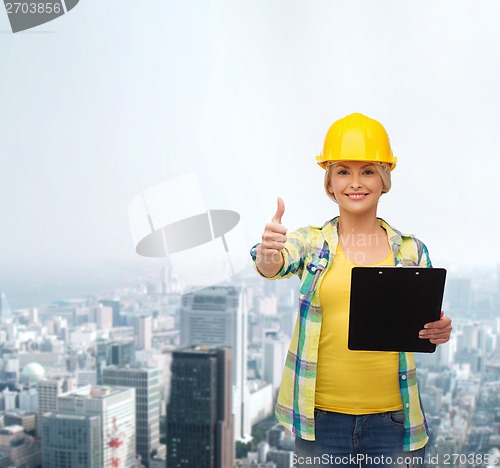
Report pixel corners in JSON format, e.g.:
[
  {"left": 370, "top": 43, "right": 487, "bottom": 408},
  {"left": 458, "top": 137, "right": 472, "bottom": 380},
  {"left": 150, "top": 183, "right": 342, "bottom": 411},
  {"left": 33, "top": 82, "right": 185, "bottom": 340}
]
[{"left": 350, "top": 175, "right": 362, "bottom": 189}]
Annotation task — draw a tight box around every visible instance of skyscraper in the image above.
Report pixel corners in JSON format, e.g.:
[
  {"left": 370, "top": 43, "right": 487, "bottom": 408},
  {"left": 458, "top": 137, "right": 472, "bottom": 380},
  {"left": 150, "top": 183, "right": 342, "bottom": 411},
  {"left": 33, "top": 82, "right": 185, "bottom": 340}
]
[
  {"left": 36, "top": 377, "right": 74, "bottom": 436},
  {"left": 0, "top": 425, "right": 41, "bottom": 466},
  {"left": 98, "top": 299, "right": 121, "bottom": 327},
  {"left": 102, "top": 366, "right": 162, "bottom": 467},
  {"left": 57, "top": 385, "right": 136, "bottom": 468},
  {"left": 0, "top": 347, "right": 18, "bottom": 384},
  {"left": 96, "top": 303, "right": 113, "bottom": 330},
  {"left": 445, "top": 278, "right": 472, "bottom": 312},
  {"left": 135, "top": 315, "right": 152, "bottom": 351},
  {"left": 95, "top": 339, "right": 135, "bottom": 384},
  {"left": 263, "top": 332, "right": 290, "bottom": 394},
  {"left": 180, "top": 286, "right": 250, "bottom": 441},
  {"left": 41, "top": 413, "right": 101, "bottom": 467},
  {"left": 0, "top": 292, "right": 13, "bottom": 325},
  {"left": 167, "top": 346, "right": 234, "bottom": 468}
]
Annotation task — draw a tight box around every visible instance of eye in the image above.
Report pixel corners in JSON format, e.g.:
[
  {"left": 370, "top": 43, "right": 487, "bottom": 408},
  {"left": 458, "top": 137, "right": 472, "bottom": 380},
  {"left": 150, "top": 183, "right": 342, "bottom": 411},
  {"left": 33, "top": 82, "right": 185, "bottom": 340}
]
[
  {"left": 337, "top": 169, "right": 349, "bottom": 175},
  {"left": 362, "top": 169, "right": 375, "bottom": 175}
]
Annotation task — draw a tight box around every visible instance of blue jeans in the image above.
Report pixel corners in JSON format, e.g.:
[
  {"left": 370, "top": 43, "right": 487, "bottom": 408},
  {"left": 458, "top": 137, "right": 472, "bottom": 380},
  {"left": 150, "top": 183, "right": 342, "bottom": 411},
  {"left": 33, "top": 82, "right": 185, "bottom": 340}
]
[{"left": 294, "top": 409, "right": 426, "bottom": 467}]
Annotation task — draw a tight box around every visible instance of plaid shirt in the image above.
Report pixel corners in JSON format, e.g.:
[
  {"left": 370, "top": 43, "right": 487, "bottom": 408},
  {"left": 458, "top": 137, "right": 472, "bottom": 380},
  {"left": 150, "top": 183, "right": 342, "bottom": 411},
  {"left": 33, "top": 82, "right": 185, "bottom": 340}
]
[{"left": 250, "top": 216, "right": 431, "bottom": 451}]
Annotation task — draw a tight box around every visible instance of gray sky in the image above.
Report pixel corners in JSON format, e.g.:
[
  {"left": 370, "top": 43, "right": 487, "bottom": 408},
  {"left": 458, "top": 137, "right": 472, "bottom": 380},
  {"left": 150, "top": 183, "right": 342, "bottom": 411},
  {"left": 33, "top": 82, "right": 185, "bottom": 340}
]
[{"left": 1, "top": 0, "right": 500, "bottom": 286}]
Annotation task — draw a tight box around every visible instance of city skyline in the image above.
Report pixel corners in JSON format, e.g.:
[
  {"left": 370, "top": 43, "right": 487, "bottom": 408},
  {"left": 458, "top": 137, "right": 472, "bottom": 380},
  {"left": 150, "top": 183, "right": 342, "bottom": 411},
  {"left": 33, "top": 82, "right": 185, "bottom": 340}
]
[
  {"left": 0, "top": 256, "right": 500, "bottom": 467},
  {"left": 3, "top": 258, "right": 500, "bottom": 311}
]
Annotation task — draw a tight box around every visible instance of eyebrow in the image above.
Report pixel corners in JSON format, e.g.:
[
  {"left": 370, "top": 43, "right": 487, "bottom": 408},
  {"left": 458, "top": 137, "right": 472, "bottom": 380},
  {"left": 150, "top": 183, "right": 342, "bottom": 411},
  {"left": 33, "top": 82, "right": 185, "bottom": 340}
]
[{"left": 336, "top": 163, "right": 375, "bottom": 169}]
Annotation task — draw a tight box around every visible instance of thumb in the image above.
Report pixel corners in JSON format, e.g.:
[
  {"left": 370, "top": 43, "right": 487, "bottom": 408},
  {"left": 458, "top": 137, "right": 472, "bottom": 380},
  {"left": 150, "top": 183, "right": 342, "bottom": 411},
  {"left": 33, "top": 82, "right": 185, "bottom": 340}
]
[{"left": 272, "top": 197, "right": 285, "bottom": 224}]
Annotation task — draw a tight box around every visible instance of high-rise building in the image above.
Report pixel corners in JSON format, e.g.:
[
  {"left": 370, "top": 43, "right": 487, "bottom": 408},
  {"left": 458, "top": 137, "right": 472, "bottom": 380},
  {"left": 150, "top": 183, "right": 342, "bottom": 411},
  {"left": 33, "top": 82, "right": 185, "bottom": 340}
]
[
  {"left": 445, "top": 278, "right": 472, "bottom": 312},
  {"left": 4, "top": 412, "right": 37, "bottom": 433},
  {"left": 135, "top": 315, "right": 152, "bottom": 351},
  {"left": 102, "top": 366, "right": 162, "bottom": 467},
  {"left": 0, "top": 425, "right": 41, "bottom": 467},
  {"left": 40, "top": 413, "right": 101, "bottom": 467},
  {"left": 0, "top": 292, "right": 13, "bottom": 325},
  {"left": 99, "top": 299, "right": 121, "bottom": 327},
  {"left": 2, "top": 389, "right": 16, "bottom": 411},
  {"left": 37, "top": 377, "right": 74, "bottom": 436},
  {"left": 96, "top": 304, "right": 113, "bottom": 330},
  {"left": 28, "top": 307, "right": 39, "bottom": 324},
  {"left": 57, "top": 385, "right": 136, "bottom": 468},
  {"left": 180, "top": 286, "right": 250, "bottom": 441},
  {"left": 95, "top": 339, "right": 135, "bottom": 384},
  {"left": 460, "top": 323, "right": 480, "bottom": 351},
  {"left": 264, "top": 280, "right": 277, "bottom": 298},
  {"left": 0, "top": 347, "right": 18, "bottom": 384},
  {"left": 19, "top": 388, "right": 38, "bottom": 413},
  {"left": 76, "top": 370, "right": 97, "bottom": 387},
  {"left": 267, "top": 448, "right": 294, "bottom": 467},
  {"left": 263, "top": 332, "right": 290, "bottom": 393},
  {"left": 167, "top": 346, "right": 234, "bottom": 468}
]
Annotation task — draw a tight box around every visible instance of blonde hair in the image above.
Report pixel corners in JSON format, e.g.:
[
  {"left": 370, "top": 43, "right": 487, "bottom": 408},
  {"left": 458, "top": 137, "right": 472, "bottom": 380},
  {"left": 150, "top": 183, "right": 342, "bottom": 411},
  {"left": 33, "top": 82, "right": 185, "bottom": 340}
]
[{"left": 323, "top": 162, "right": 392, "bottom": 203}]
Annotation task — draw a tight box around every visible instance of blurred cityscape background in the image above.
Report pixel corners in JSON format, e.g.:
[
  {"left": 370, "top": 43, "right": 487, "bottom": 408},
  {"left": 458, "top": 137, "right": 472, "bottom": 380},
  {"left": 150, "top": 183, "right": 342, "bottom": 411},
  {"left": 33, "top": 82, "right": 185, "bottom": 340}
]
[
  {"left": 1, "top": 261, "right": 499, "bottom": 467},
  {"left": 2, "top": 1, "right": 500, "bottom": 466}
]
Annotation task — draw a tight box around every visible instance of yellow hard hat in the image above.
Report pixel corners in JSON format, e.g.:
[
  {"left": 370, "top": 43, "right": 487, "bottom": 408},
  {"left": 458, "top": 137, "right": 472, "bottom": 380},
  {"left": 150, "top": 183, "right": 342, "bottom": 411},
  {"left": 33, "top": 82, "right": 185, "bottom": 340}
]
[{"left": 316, "top": 113, "right": 397, "bottom": 170}]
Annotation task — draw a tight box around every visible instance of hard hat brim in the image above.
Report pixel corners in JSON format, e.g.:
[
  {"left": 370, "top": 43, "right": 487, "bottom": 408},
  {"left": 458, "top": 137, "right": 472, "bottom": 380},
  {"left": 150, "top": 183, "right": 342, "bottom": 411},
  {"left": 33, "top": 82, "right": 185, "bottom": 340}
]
[{"left": 316, "top": 156, "right": 397, "bottom": 171}]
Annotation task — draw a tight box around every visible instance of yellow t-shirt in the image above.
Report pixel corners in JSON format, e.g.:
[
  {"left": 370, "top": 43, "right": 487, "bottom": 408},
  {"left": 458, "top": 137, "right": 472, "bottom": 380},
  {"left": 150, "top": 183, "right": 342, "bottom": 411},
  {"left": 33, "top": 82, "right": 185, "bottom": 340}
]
[{"left": 315, "top": 244, "right": 403, "bottom": 414}]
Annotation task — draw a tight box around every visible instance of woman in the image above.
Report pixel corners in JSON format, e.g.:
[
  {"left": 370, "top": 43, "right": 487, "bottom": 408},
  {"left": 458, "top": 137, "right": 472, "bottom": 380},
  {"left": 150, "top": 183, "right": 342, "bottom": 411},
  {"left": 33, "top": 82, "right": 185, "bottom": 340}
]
[{"left": 250, "top": 113, "right": 452, "bottom": 467}]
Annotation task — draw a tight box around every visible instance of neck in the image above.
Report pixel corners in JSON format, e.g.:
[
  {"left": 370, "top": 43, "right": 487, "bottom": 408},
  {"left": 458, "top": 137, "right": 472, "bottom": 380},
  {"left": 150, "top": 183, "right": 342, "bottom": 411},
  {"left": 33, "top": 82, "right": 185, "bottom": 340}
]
[{"left": 337, "top": 209, "right": 382, "bottom": 238}]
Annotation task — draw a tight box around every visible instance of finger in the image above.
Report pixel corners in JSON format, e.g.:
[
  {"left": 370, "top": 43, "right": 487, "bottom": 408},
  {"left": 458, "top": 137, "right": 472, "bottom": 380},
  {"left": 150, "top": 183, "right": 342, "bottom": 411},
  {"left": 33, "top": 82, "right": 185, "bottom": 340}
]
[
  {"left": 264, "top": 223, "right": 287, "bottom": 236},
  {"left": 419, "top": 324, "right": 452, "bottom": 334},
  {"left": 420, "top": 329, "right": 450, "bottom": 339},
  {"left": 423, "top": 316, "right": 451, "bottom": 329},
  {"left": 261, "top": 241, "right": 286, "bottom": 252},
  {"left": 263, "top": 228, "right": 287, "bottom": 240},
  {"left": 271, "top": 197, "right": 285, "bottom": 224},
  {"left": 419, "top": 327, "right": 451, "bottom": 340}
]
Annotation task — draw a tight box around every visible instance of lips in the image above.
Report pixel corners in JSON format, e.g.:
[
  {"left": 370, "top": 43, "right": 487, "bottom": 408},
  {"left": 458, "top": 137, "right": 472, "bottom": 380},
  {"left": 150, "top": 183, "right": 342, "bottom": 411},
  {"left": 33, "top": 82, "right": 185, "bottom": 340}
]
[{"left": 345, "top": 193, "right": 368, "bottom": 200}]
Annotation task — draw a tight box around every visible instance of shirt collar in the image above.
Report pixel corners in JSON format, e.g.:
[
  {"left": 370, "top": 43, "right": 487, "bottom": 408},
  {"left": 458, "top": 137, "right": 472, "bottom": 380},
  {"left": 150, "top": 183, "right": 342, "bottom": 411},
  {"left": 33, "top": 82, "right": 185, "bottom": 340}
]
[{"left": 319, "top": 216, "right": 404, "bottom": 258}]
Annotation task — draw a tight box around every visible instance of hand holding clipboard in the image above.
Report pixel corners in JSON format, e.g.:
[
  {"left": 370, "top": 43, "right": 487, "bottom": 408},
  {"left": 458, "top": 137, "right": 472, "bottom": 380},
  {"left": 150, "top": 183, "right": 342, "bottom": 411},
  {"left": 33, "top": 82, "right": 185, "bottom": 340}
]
[
  {"left": 419, "top": 310, "right": 452, "bottom": 346},
  {"left": 348, "top": 267, "right": 449, "bottom": 353}
]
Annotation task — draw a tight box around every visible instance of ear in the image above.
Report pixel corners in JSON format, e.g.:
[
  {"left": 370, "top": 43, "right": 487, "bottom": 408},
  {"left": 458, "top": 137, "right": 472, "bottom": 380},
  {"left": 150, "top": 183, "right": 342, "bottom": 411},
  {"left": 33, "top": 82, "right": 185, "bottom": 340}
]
[{"left": 327, "top": 180, "right": 335, "bottom": 194}]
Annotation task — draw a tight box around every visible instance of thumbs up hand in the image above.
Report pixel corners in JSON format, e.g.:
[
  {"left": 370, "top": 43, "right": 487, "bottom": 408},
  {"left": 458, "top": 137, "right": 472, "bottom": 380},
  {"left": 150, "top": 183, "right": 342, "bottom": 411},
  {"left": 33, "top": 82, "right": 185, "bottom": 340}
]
[
  {"left": 255, "top": 197, "right": 287, "bottom": 277},
  {"left": 271, "top": 197, "right": 285, "bottom": 225}
]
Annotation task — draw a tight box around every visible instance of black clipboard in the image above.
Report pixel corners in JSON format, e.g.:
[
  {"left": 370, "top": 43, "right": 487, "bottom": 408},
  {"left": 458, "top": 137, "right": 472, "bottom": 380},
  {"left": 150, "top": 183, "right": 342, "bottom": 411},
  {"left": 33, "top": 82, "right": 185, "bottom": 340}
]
[{"left": 348, "top": 267, "right": 447, "bottom": 353}]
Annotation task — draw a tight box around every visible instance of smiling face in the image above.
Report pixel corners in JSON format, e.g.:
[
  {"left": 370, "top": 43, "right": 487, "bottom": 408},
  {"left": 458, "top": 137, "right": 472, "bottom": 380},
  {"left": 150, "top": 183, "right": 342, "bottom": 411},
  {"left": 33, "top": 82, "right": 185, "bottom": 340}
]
[{"left": 326, "top": 161, "right": 388, "bottom": 215}]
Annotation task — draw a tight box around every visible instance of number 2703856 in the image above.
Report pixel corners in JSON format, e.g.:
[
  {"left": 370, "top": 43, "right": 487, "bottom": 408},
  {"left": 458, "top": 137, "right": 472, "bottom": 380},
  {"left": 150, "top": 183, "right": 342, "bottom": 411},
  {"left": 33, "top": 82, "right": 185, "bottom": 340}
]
[
  {"left": 5, "top": 3, "right": 62, "bottom": 14},
  {"left": 443, "top": 453, "right": 498, "bottom": 465}
]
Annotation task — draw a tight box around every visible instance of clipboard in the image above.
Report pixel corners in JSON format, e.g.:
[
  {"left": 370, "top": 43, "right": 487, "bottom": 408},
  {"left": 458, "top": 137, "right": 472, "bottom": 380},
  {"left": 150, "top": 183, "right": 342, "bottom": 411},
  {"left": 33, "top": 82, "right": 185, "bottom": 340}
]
[{"left": 348, "top": 267, "right": 447, "bottom": 353}]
